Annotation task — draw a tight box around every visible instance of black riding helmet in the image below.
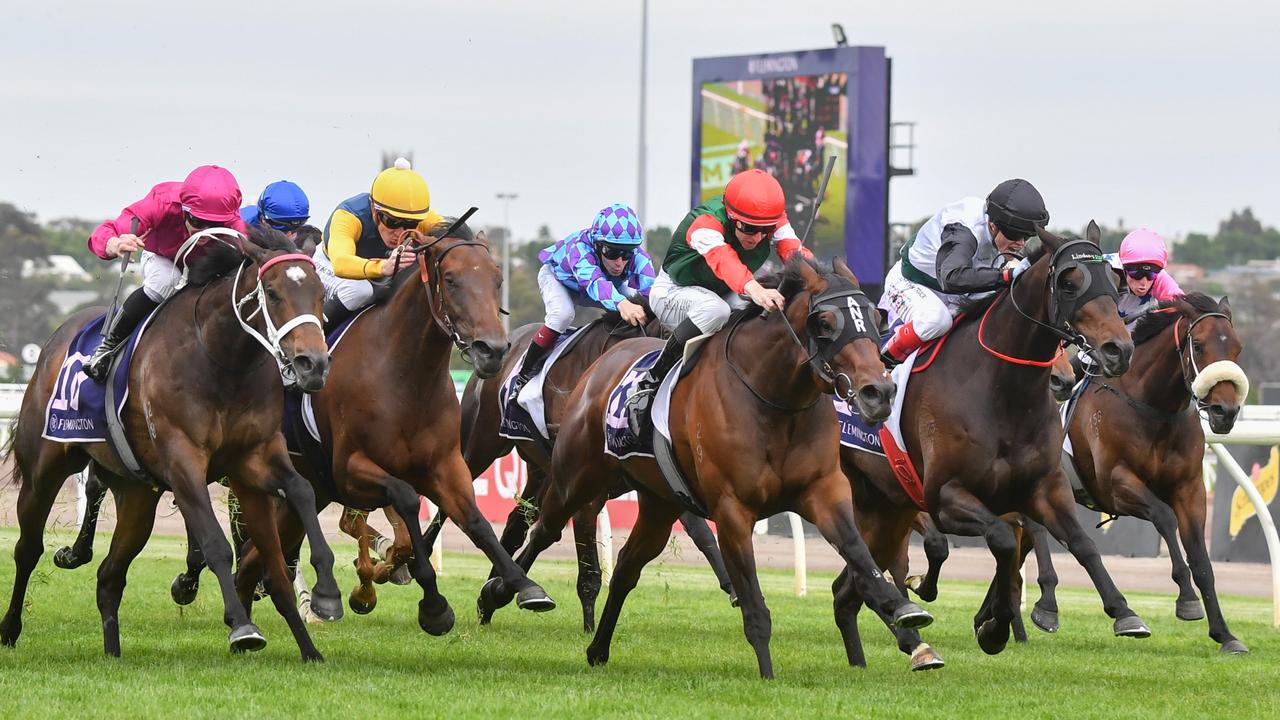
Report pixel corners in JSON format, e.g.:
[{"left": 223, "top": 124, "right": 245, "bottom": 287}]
[{"left": 986, "top": 179, "right": 1050, "bottom": 239}]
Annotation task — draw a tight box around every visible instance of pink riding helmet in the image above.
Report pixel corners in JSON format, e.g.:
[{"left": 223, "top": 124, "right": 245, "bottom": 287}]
[
  {"left": 1118, "top": 228, "right": 1169, "bottom": 268},
  {"left": 180, "top": 165, "right": 243, "bottom": 222}
]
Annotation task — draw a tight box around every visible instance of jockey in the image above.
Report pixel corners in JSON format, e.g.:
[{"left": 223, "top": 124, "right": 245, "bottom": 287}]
[
  {"left": 879, "top": 178, "right": 1050, "bottom": 365},
  {"left": 1108, "top": 228, "right": 1184, "bottom": 326},
  {"left": 316, "top": 158, "right": 444, "bottom": 329},
  {"left": 84, "top": 165, "right": 248, "bottom": 382},
  {"left": 509, "top": 203, "right": 656, "bottom": 397},
  {"left": 626, "top": 169, "right": 812, "bottom": 433},
  {"left": 241, "top": 180, "right": 310, "bottom": 240}
]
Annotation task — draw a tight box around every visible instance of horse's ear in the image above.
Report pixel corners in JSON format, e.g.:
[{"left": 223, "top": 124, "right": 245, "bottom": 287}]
[
  {"left": 239, "top": 237, "right": 271, "bottom": 267},
  {"left": 1035, "top": 226, "right": 1063, "bottom": 251},
  {"left": 475, "top": 229, "right": 487, "bottom": 244},
  {"left": 1218, "top": 295, "right": 1233, "bottom": 320},
  {"left": 796, "top": 258, "right": 823, "bottom": 293},
  {"left": 1086, "top": 220, "right": 1101, "bottom": 245},
  {"left": 832, "top": 257, "right": 860, "bottom": 286}
]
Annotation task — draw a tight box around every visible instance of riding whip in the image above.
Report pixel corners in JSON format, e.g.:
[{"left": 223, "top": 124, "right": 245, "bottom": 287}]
[
  {"left": 800, "top": 154, "right": 839, "bottom": 246},
  {"left": 104, "top": 217, "right": 140, "bottom": 333}
]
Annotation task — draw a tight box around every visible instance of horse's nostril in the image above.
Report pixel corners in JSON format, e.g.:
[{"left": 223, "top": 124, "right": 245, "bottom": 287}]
[{"left": 295, "top": 355, "right": 313, "bottom": 372}]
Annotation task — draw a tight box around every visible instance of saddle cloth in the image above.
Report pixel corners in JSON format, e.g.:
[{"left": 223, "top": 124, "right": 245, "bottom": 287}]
[
  {"left": 283, "top": 307, "right": 369, "bottom": 454},
  {"left": 43, "top": 311, "right": 155, "bottom": 443},
  {"left": 498, "top": 325, "right": 589, "bottom": 442}
]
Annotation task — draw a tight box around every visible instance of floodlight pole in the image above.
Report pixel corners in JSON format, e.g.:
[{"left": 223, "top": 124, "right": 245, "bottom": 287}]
[
  {"left": 496, "top": 192, "right": 518, "bottom": 331},
  {"left": 637, "top": 0, "right": 649, "bottom": 244}
]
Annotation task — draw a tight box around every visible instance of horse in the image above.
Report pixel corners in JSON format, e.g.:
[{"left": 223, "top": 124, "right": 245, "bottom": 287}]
[
  {"left": 482, "top": 257, "right": 941, "bottom": 679},
  {"left": 1003, "top": 293, "right": 1249, "bottom": 653},
  {"left": 1, "top": 226, "right": 342, "bottom": 661},
  {"left": 235, "top": 218, "right": 555, "bottom": 635},
  {"left": 840, "top": 222, "right": 1152, "bottom": 659}
]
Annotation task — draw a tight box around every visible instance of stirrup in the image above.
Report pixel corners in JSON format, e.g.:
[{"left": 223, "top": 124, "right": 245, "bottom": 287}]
[
  {"left": 84, "top": 345, "right": 117, "bottom": 383},
  {"left": 625, "top": 386, "right": 655, "bottom": 435}
]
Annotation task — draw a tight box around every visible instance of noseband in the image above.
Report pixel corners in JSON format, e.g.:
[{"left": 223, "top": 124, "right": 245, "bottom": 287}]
[
  {"left": 998, "top": 238, "right": 1118, "bottom": 363},
  {"left": 1174, "top": 311, "right": 1248, "bottom": 414},
  {"left": 404, "top": 232, "right": 494, "bottom": 364}
]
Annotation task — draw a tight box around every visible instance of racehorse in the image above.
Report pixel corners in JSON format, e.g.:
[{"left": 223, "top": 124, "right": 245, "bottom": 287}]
[
  {"left": 483, "top": 257, "right": 941, "bottom": 678},
  {"left": 444, "top": 314, "right": 734, "bottom": 631},
  {"left": 1004, "top": 292, "right": 1249, "bottom": 653},
  {"left": 236, "top": 218, "right": 555, "bottom": 635},
  {"left": 840, "top": 223, "right": 1152, "bottom": 659},
  {"left": 1, "top": 227, "right": 342, "bottom": 660}
]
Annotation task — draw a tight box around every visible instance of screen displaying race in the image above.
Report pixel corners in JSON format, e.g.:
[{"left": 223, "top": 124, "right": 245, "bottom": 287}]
[{"left": 699, "top": 73, "right": 849, "bottom": 259}]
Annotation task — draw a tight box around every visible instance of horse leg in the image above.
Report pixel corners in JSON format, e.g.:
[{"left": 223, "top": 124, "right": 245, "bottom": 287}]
[
  {"left": 54, "top": 463, "right": 107, "bottom": 570},
  {"left": 232, "top": 481, "right": 323, "bottom": 662},
  {"left": 1172, "top": 486, "right": 1245, "bottom": 653},
  {"left": 585, "top": 493, "right": 680, "bottom": 670},
  {"left": 680, "top": 512, "right": 735, "bottom": 602},
  {"left": 342, "top": 509, "right": 379, "bottom": 614},
  {"left": 906, "top": 514, "right": 949, "bottom": 602},
  {"left": 1025, "top": 473, "right": 1150, "bottom": 639},
  {"left": 95, "top": 480, "right": 160, "bottom": 657},
  {"left": 1009, "top": 521, "right": 1031, "bottom": 643},
  {"left": 264, "top": 450, "right": 342, "bottom": 623},
  {"left": 701, "top": 501, "right": 781, "bottom": 678},
  {"left": 1, "top": 449, "right": 79, "bottom": 648},
  {"left": 1024, "top": 517, "right": 1061, "bottom": 633},
  {"left": 429, "top": 453, "right": 554, "bottom": 614},
  {"left": 830, "top": 569, "right": 867, "bottom": 667},
  {"left": 171, "top": 523, "right": 207, "bottom": 606},
  {"left": 571, "top": 494, "right": 607, "bottom": 633},
  {"left": 475, "top": 463, "right": 547, "bottom": 587},
  {"left": 1109, "top": 471, "right": 1203, "bottom": 620},
  {"left": 935, "top": 483, "right": 1019, "bottom": 655}
]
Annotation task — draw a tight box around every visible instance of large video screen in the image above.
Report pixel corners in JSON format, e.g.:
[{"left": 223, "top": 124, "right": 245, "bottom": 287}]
[
  {"left": 692, "top": 48, "right": 889, "bottom": 287},
  {"left": 700, "top": 74, "right": 848, "bottom": 259}
]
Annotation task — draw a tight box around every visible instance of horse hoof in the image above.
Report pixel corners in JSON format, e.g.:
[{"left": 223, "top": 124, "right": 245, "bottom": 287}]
[
  {"left": 1031, "top": 606, "right": 1059, "bottom": 633},
  {"left": 586, "top": 644, "right": 610, "bottom": 667},
  {"left": 170, "top": 573, "right": 199, "bottom": 606},
  {"left": 53, "top": 546, "right": 91, "bottom": 569},
  {"left": 302, "top": 651, "right": 325, "bottom": 663},
  {"left": 892, "top": 602, "right": 934, "bottom": 630},
  {"left": 516, "top": 585, "right": 556, "bottom": 613},
  {"left": 0, "top": 619, "right": 19, "bottom": 648},
  {"left": 1176, "top": 598, "right": 1206, "bottom": 621},
  {"left": 976, "top": 618, "right": 1010, "bottom": 655},
  {"left": 229, "top": 624, "right": 267, "bottom": 653},
  {"left": 1113, "top": 615, "right": 1151, "bottom": 638},
  {"left": 348, "top": 588, "right": 377, "bottom": 615},
  {"left": 729, "top": 592, "right": 740, "bottom": 608},
  {"left": 309, "top": 591, "right": 344, "bottom": 623},
  {"left": 909, "top": 644, "right": 945, "bottom": 671},
  {"left": 477, "top": 577, "right": 515, "bottom": 623},
  {"left": 418, "top": 598, "right": 455, "bottom": 636},
  {"left": 390, "top": 563, "right": 413, "bottom": 586},
  {"left": 1220, "top": 639, "right": 1249, "bottom": 654}
]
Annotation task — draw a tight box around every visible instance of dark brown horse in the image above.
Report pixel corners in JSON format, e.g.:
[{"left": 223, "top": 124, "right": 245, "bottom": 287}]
[
  {"left": 842, "top": 223, "right": 1151, "bottom": 659},
  {"left": 1008, "top": 293, "right": 1249, "bottom": 653},
  {"left": 483, "top": 258, "right": 940, "bottom": 679},
  {"left": 236, "top": 219, "right": 554, "bottom": 635},
  {"left": 1, "top": 227, "right": 342, "bottom": 660}
]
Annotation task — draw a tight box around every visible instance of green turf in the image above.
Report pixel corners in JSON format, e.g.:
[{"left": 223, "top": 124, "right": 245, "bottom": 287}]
[{"left": 0, "top": 528, "right": 1275, "bottom": 719}]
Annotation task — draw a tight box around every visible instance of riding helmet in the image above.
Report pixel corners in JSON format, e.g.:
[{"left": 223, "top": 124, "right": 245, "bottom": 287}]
[
  {"left": 180, "top": 165, "right": 243, "bottom": 222},
  {"left": 371, "top": 157, "right": 432, "bottom": 221},
  {"left": 590, "top": 203, "right": 644, "bottom": 247},
  {"left": 257, "top": 180, "right": 310, "bottom": 222},
  {"left": 724, "top": 169, "right": 786, "bottom": 226},
  {"left": 986, "top": 179, "right": 1049, "bottom": 238}
]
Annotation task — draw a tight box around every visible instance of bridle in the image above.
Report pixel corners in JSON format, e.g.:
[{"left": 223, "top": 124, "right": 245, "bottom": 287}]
[
  {"left": 403, "top": 230, "right": 494, "bottom": 365},
  {"left": 1174, "top": 310, "right": 1245, "bottom": 415}
]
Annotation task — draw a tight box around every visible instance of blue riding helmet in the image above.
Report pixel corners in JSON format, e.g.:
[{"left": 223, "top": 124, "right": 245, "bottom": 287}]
[
  {"left": 257, "top": 180, "right": 310, "bottom": 228},
  {"left": 589, "top": 203, "right": 644, "bottom": 247}
]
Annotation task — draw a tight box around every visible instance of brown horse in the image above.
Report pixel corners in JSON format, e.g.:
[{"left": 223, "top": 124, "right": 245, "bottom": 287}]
[
  {"left": 1, "top": 227, "right": 341, "bottom": 660},
  {"left": 236, "top": 219, "right": 554, "bottom": 635},
  {"left": 483, "top": 258, "right": 940, "bottom": 679},
  {"left": 841, "top": 223, "right": 1151, "bottom": 659},
  {"left": 1007, "top": 293, "right": 1249, "bottom": 653}
]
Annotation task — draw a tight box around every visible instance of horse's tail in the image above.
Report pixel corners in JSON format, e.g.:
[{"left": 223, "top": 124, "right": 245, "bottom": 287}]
[{"left": 1, "top": 415, "right": 21, "bottom": 489}]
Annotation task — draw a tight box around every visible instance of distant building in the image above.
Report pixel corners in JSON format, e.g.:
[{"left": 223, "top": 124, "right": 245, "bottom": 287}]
[
  {"left": 1166, "top": 262, "right": 1205, "bottom": 287},
  {"left": 20, "top": 254, "right": 92, "bottom": 281}
]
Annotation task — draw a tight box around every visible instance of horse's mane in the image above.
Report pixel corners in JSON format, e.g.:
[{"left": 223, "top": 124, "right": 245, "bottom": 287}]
[
  {"left": 950, "top": 239, "right": 1052, "bottom": 320},
  {"left": 425, "top": 216, "right": 478, "bottom": 242},
  {"left": 723, "top": 255, "right": 829, "bottom": 326},
  {"left": 183, "top": 225, "right": 296, "bottom": 287},
  {"left": 1130, "top": 292, "right": 1220, "bottom": 346}
]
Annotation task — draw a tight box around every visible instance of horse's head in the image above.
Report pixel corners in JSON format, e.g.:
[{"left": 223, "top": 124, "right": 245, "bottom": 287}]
[
  {"left": 1031, "top": 221, "right": 1133, "bottom": 376},
  {"left": 241, "top": 226, "right": 330, "bottom": 392},
  {"left": 782, "top": 257, "right": 895, "bottom": 422},
  {"left": 412, "top": 219, "right": 508, "bottom": 378},
  {"left": 1049, "top": 348, "right": 1075, "bottom": 402},
  {"left": 1173, "top": 294, "right": 1247, "bottom": 433}
]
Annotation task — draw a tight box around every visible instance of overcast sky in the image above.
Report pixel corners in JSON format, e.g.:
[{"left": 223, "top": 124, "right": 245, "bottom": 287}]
[{"left": 2, "top": 0, "right": 1277, "bottom": 246}]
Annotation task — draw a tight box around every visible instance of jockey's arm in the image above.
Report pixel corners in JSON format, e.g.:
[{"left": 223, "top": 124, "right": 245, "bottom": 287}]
[
  {"left": 688, "top": 215, "right": 754, "bottom": 293},
  {"left": 326, "top": 209, "right": 384, "bottom": 279},
  {"left": 771, "top": 220, "right": 815, "bottom": 262},
  {"left": 935, "top": 223, "right": 1006, "bottom": 293},
  {"left": 89, "top": 208, "right": 145, "bottom": 260},
  {"left": 572, "top": 253, "right": 628, "bottom": 312},
  {"left": 1152, "top": 270, "right": 1184, "bottom": 300},
  {"left": 632, "top": 250, "right": 658, "bottom": 296}
]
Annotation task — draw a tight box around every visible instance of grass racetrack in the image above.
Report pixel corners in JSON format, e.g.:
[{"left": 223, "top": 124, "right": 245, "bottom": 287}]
[{"left": 0, "top": 528, "right": 1276, "bottom": 719}]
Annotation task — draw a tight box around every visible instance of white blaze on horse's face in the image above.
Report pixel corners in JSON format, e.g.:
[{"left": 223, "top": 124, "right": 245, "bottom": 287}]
[{"left": 286, "top": 266, "right": 307, "bottom": 285}]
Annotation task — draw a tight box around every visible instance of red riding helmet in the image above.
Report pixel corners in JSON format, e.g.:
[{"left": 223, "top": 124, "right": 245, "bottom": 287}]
[{"left": 723, "top": 169, "right": 786, "bottom": 226}]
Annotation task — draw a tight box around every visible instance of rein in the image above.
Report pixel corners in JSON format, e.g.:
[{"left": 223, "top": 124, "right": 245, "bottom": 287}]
[
  {"left": 404, "top": 228, "right": 492, "bottom": 364},
  {"left": 976, "top": 294, "right": 1066, "bottom": 367},
  {"left": 1174, "top": 310, "right": 1236, "bottom": 415},
  {"left": 232, "top": 253, "right": 322, "bottom": 386}
]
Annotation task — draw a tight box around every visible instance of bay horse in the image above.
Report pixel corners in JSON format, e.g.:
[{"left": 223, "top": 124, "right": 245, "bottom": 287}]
[
  {"left": 1006, "top": 293, "right": 1249, "bottom": 653},
  {"left": 1, "top": 226, "right": 342, "bottom": 660},
  {"left": 236, "top": 218, "right": 555, "bottom": 635},
  {"left": 484, "top": 258, "right": 941, "bottom": 679},
  {"left": 841, "top": 223, "right": 1152, "bottom": 659}
]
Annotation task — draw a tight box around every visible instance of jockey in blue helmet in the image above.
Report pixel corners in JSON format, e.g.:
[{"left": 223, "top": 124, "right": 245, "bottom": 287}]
[
  {"left": 509, "top": 203, "right": 656, "bottom": 396},
  {"left": 241, "top": 180, "right": 310, "bottom": 239}
]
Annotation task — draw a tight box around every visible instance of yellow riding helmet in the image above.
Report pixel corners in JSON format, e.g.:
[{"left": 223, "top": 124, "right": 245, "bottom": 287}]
[{"left": 370, "top": 157, "right": 432, "bottom": 220}]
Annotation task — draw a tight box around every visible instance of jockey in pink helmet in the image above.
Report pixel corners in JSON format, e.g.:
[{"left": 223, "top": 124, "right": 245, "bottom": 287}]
[
  {"left": 83, "top": 165, "right": 248, "bottom": 381},
  {"left": 1107, "top": 227, "right": 1184, "bottom": 328}
]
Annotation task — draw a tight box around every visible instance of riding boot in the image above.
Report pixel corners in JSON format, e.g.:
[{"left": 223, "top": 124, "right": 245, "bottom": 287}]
[
  {"left": 880, "top": 321, "right": 923, "bottom": 368},
  {"left": 322, "top": 296, "right": 354, "bottom": 335},
  {"left": 626, "top": 318, "right": 701, "bottom": 435},
  {"left": 509, "top": 327, "right": 559, "bottom": 399},
  {"left": 84, "top": 288, "right": 159, "bottom": 383}
]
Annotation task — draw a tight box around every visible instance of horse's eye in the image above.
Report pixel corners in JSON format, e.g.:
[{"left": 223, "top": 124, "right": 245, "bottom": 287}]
[
  {"left": 265, "top": 288, "right": 281, "bottom": 303},
  {"left": 445, "top": 275, "right": 459, "bottom": 288}
]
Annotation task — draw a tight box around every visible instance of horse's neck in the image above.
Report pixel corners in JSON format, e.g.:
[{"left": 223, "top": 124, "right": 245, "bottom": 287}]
[
  {"left": 979, "top": 281, "right": 1060, "bottom": 373},
  {"left": 1123, "top": 326, "right": 1190, "bottom": 415},
  {"left": 370, "top": 277, "right": 452, "bottom": 383},
  {"left": 731, "top": 310, "right": 817, "bottom": 407},
  {"left": 197, "top": 266, "right": 266, "bottom": 369}
]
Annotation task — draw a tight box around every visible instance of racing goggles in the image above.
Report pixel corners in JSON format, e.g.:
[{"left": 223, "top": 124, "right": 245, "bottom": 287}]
[
  {"left": 266, "top": 217, "right": 308, "bottom": 232},
  {"left": 597, "top": 244, "right": 635, "bottom": 262},
  {"left": 377, "top": 211, "right": 420, "bottom": 231},
  {"left": 734, "top": 220, "right": 776, "bottom": 237},
  {"left": 1125, "top": 265, "right": 1160, "bottom": 281}
]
